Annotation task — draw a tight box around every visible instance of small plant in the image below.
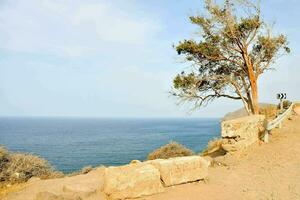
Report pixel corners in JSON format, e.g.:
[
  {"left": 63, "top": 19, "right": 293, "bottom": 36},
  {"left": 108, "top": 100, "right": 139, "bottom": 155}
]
[
  {"left": 147, "top": 141, "right": 194, "bottom": 160},
  {"left": 0, "top": 146, "right": 11, "bottom": 182},
  {"left": 201, "top": 138, "right": 224, "bottom": 156},
  {"left": 80, "top": 165, "right": 93, "bottom": 174},
  {"left": 281, "top": 100, "right": 292, "bottom": 109},
  {"left": 4, "top": 153, "right": 55, "bottom": 183},
  {"left": 259, "top": 105, "right": 278, "bottom": 120},
  {"left": 0, "top": 146, "right": 63, "bottom": 184}
]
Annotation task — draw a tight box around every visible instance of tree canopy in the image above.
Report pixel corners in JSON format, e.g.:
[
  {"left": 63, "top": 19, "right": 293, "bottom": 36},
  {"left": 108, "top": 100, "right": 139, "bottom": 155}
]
[{"left": 172, "top": 0, "right": 290, "bottom": 114}]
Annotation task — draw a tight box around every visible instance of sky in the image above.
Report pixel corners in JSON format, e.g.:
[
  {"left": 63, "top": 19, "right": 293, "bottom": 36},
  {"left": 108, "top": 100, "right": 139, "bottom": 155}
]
[{"left": 0, "top": 0, "right": 299, "bottom": 118}]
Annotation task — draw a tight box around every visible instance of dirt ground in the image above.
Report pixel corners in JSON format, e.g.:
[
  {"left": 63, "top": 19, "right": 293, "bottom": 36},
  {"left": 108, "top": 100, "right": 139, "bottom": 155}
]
[
  {"left": 2, "top": 114, "right": 300, "bottom": 200},
  {"left": 143, "top": 114, "right": 300, "bottom": 200},
  {"left": 1, "top": 168, "right": 106, "bottom": 200}
]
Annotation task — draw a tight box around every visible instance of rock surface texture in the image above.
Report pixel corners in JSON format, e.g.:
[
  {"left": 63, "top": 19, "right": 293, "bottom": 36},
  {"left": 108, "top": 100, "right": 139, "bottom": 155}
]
[
  {"left": 221, "top": 115, "right": 266, "bottom": 152},
  {"left": 103, "top": 163, "right": 164, "bottom": 200},
  {"left": 148, "top": 156, "right": 210, "bottom": 187},
  {"left": 3, "top": 168, "right": 106, "bottom": 200}
]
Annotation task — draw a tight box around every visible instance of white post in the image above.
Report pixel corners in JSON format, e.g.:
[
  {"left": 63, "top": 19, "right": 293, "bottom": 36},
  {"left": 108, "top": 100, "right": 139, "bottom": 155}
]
[
  {"left": 264, "top": 130, "right": 269, "bottom": 143},
  {"left": 279, "top": 99, "right": 283, "bottom": 128}
]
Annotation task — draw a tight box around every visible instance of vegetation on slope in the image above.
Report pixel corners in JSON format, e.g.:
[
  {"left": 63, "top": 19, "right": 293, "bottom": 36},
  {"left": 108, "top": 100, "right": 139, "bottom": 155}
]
[
  {"left": 0, "top": 146, "right": 63, "bottom": 184},
  {"left": 147, "top": 141, "right": 194, "bottom": 160}
]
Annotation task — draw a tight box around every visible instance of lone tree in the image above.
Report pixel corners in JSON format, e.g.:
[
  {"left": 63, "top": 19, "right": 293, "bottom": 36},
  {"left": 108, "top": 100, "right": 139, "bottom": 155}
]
[{"left": 173, "top": 0, "right": 290, "bottom": 114}]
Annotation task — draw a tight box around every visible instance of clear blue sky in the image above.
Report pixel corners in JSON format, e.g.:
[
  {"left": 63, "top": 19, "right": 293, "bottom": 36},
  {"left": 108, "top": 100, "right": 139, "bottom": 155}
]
[{"left": 0, "top": 0, "right": 299, "bottom": 118}]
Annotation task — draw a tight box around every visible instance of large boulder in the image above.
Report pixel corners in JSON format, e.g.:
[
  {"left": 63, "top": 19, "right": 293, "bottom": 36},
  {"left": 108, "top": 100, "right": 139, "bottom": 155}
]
[
  {"left": 148, "top": 156, "right": 210, "bottom": 187},
  {"left": 221, "top": 115, "right": 266, "bottom": 152},
  {"left": 103, "top": 163, "right": 164, "bottom": 200}
]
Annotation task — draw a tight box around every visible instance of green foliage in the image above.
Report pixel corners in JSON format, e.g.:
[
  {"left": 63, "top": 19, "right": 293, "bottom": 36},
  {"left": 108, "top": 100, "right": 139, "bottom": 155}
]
[
  {"left": 147, "top": 141, "right": 194, "bottom": 160},
  {"left": 281, "top": 100, "right": 292, "bottom": 109},
  {"left": 172, "top": 0, "right": 290, "bottom": 114}
]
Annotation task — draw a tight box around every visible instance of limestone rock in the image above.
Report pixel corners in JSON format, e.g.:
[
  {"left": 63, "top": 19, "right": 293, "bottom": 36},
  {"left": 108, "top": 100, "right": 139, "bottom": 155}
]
[
  {"left": 221, "top": 115, "right": 265, "bottom": 138},
  {"left": 103, "top": 163, "right": 164, "bottom": 200},
  {"left": 148, "top": 156, "right": 210, "bottom": 187},
  {"left": 221, "top": 115, "right": 266, "bottom": 152},
  {"left": 28, "top": 177, "right": 41, "bottom": 183},
  {"left": 35, "top": 192, "right": 62, "bottom": 200},
  {"left": 222, "top": 138, "right": 252, "bottom": 152},
  {"left": 34, "top": 192, "right": 82, "bottom": 200}
]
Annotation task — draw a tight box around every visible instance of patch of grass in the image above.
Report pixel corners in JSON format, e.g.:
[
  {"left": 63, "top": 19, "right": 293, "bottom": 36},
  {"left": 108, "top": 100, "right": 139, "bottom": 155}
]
[
  {"left": 200, "top": 138, "right": 224, "bottom": 156},
  {"left": 0, "top": 145, "right": 63, "bottom": 184},
  {"left": 259, "top": 105, "right": 278, "bottom": 120},
  {"left": 147, "top": 141, "right": 194, "bottom": 160},
  {"left": 0, "top": 147, "right": 10, "bottom": 182}
]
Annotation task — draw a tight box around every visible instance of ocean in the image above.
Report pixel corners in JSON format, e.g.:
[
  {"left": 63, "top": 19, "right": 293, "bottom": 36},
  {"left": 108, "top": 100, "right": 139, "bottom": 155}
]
[{"left": 0, "top": 117, "right": 220, "bottom": 173}]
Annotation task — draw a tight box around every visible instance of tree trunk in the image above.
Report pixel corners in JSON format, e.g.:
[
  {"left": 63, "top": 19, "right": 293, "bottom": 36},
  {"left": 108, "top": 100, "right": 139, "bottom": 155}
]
[
  {"left": 244, "top": 53, "right": 259, "bottom": 114},
  {"left": 247, "top": 64, "right": 259, "bottom": 114},
  {"left": 250, "top": 79, "right": 259, "bottom": 114}
]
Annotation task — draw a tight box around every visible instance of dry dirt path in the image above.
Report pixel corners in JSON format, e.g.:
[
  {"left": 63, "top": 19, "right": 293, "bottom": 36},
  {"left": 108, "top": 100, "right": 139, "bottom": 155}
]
[{"left": 143, "top": 114, "right": 300, "bottom": 200}]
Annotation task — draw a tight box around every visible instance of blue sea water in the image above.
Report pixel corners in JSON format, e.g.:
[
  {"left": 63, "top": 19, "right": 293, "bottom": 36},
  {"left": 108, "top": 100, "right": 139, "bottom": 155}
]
[{"left": 0, "top": 117, "right": 220, "bottom": 173}]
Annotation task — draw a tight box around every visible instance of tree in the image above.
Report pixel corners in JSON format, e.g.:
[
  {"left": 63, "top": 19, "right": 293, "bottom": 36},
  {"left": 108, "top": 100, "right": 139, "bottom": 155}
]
[{"left": 172, "top": 0, "right": 290, "bottom": 115}]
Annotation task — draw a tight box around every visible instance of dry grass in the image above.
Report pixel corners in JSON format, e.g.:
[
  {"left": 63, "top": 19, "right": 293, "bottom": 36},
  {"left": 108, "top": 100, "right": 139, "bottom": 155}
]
[
  {"left": 147, "top": 141, "right": 194, "bottom": 160},
  {"left": 259, "top": 104, "right": 278, "bottom": 120},
  {"left": 0, "top": 147, "right": 10, "bottom": 176},
  {"left": 0, "top": 146, "right": 63, "bottom": 184},
  {"left": 67, "top": 165, "right": 94, "bottom": 177},
  {"left": 201, "top": 138, "right": 224, "bottom": 156}
]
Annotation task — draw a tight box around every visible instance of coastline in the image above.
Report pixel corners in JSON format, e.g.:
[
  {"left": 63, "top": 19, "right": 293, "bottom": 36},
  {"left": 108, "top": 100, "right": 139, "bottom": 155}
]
[{"left": 2, "top": 114, "right": 300, "bottom": 199}]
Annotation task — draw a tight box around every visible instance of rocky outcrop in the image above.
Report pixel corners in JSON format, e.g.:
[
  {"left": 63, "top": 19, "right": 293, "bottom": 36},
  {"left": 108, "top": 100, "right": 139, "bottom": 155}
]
[
  {"left": 148, "top": 156, "right": 210, "bottom": 187},
  {"left": 103, "top": 163, "right": 164, "bottom": 200},
  {"left": 221, "top": 115, "right": 266, "bottom": 152},
  {"left": 102, "top": 156, "right": 210, "bottom": 199}
]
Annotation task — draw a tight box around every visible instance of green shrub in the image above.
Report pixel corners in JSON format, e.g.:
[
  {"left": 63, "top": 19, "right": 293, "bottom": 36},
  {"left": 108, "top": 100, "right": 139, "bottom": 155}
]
[
  {"left": 282, "top": 100, "right": 292, "bottom": 109},
  {"left": 147, "top": 141, "right": 194, "bottom": 160},
  {"left": 0, "top": 146, "right": 63, "bottom": 184}
]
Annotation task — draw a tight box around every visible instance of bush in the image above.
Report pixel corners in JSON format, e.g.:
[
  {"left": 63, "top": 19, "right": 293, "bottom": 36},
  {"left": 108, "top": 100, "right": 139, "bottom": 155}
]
[
  {"left": 201, "top": 138, "right": 223, "bottom": 156},
  {"left": 0, "top": 146, "right": 10, "bottom": 168},
  {"left": 0, "top": 147, "right": 11, "bottom": 181},
  {"left": 282, "top": 100, "right": 292, "bottom": 109},
  {"left": 259, "top": 105, "right": 278, "bottom": 120},
  {"left": 0, "top": 146, "right": 62, "bottom": 184},
  {"left": 147, "top": 141, "right": 194, "bottom": 160}
]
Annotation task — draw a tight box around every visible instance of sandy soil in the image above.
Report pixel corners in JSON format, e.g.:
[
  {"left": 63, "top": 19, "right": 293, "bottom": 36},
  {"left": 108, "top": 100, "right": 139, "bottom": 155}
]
[
  {"left": 143, "top": 114, "right": 300, "bottom": 200},
  {"left": 2, "top": 168, "right": 106, "bottom": 200},
  {"left": 2, "top": 114, "right": 300, "bottom": 200}
]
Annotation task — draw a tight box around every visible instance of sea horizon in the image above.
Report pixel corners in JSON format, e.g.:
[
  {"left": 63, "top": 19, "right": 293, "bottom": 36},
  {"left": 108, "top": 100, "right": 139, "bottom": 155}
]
[{"left": 0, "top": 117, "right": 221, "bottom": 173}]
